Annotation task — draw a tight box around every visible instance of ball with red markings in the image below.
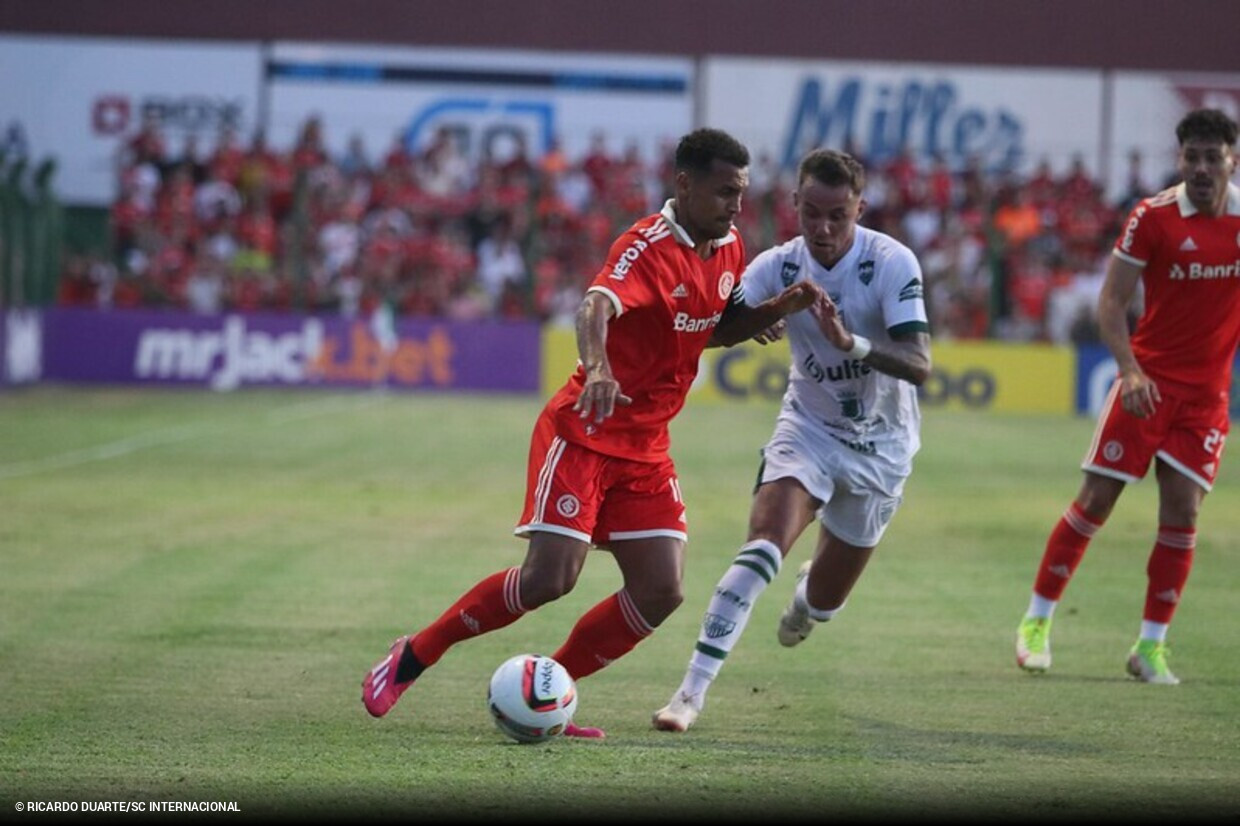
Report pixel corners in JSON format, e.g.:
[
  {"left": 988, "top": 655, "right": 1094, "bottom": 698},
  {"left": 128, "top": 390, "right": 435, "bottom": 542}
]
[{"left": 487, "top": 654, "right": 578, "bottom": 744}]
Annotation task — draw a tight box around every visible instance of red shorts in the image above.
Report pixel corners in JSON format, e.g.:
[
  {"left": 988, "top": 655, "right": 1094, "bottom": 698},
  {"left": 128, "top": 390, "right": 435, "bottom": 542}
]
[
  {"left": 1083, "top": 379, "right": 1230, "bottom": 491},
  {"left": 516, "top": 409, "right": 687, "bottom": 546}
]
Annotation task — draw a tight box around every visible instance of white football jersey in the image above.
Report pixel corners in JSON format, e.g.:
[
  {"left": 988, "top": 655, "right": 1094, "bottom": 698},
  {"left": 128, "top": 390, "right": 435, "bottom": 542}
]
[{"left": 740, "top": 227, "right": 929, "bottom": 469}]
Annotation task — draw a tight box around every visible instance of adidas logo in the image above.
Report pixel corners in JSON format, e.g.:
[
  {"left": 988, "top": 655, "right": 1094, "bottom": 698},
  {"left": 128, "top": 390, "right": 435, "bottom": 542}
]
[
  {"left": 1155, "top": 588, "right": 1180, "bottom": 604},
  {"left": 459, "top": 609, "right": 481, "bottom": 634},
  {"left": 1180, "top": 236, "right": 1198, "bottom": 251},
  {"left": 1048, "top": 564, "right": 1072, "bottom": 579},
  {"left": 671, "top": 283, "right": 688, "bottom": 298}
]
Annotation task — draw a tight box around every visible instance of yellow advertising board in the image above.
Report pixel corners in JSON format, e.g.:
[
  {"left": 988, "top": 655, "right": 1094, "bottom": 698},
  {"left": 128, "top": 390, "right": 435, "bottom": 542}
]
[
  {"left": 918, "top": 341, "right": 1073, "bottom": 413},
  {"left": 541, "top": 328, "right": 1074, "bottom": 414}
]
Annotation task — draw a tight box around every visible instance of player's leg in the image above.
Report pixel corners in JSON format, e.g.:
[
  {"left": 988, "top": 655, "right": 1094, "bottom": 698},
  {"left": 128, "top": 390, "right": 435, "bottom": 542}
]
[
  {"left": 777, "top": 528, "right": 874, "bottom": 646},
  {"left": 546, "top": 535, "right": 685, "bottom": 740},
  {"left": 1016, "top": 471, "right": 1125, "bottom": 672},
  {"left": 654, "top": 477, "right": 818, "bottom": 732},
  {"left": 1127, "top": 450, "right": 1211, "bottom": 685},
  {"left": 777, "top": 460, "right": 900, "bottom": 648},
  {"left": 1018, "top": 380, "right": 1159, "bottom": 673},
  {"left": 552, "top": 536, "right": 685, "bottom": 681},
  {"left": 547, "top": 457, "right": 687, "bottom": 738},
  {"left": 362, "top": 533, "right": 589, "bottom": 718},
  {"left": 362, "top": 410, "right": 599, "bottom": 718}
]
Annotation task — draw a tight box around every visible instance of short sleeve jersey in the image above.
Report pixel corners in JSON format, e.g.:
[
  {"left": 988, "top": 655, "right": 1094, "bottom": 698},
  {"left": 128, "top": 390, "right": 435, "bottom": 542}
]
[
  {"left": 1114, "top": 182, "right": 1240, "bottom": 399},
  {"left": 741, "top": 228, "right": 930, "bottom": 469},
  {"left": 545, "top": 200, "right": 746, "bottom": 462}
]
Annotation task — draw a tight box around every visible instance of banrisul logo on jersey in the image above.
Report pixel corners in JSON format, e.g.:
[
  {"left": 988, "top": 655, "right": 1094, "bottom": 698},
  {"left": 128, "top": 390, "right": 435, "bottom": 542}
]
[{"left": 1168, "top": 260, "right": 1240, "bottom": 280}]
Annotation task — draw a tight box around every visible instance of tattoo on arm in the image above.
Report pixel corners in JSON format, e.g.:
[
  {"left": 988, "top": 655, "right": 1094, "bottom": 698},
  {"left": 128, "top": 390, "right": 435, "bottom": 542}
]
[{"left": 863, "top": 333, "right": 932, "bottom": 385}]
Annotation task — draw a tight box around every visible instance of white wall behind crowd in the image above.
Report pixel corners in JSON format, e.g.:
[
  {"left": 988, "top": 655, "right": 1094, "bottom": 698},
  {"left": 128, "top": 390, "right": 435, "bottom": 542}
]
[
  {"left": 0, "top": 35, "right": 261, "bottom": 205},
  {"left": 2, "top": 33, "right": 1240, "bottom": 206}
]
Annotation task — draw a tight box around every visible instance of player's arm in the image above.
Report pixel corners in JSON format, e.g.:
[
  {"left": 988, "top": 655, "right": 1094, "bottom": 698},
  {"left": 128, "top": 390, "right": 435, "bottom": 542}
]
[
  {"left": 1098, "top": 254, "right": 1160, "bottom": 417},
  {"left": 572, "top": 289, "right": 633, "bottom": 423},
  {"left": 708, "top": 281, "right": 821, "bottom": 348},
  {"left": 808, "top": 291, "right": 932, "bottom": 385}
]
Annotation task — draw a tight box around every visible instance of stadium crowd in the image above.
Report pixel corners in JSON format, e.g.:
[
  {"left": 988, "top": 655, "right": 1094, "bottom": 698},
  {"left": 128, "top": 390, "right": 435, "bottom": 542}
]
[{"left": 55, "top": 115, "right": 1165, "bottom": 343}]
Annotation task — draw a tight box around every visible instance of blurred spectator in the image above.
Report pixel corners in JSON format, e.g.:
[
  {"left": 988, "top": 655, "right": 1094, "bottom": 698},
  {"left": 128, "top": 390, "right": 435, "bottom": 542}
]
[
  {"left": 95, "top": 111, "right": 1171, "bottom": 342},
  {"left": 338, "top": 133, "right": 372, "bottom": 179},
  {"left": 474, "top": 213, "right": 528, "bottom": 312},
  {"left": 1025, "top": 158, "right": 1058, "bottom": 210},
  {"left": 209, "top": 126, "right": 246, "bottom": 186},
  {"left": 168, "top": 134, "right": 207, "bottom": 185},
  {"left": 419, "top": 126, "right": 471, "bottom": 197},
  {"left": 992, "top": 185, "right": 1042, "bottom": 250},
  {"left": 580, "top": 131, "right": 613, "bottom": 200},
  {"left": 122, "top": 111, "right": 166, "bottom": 170},
  {"left": 185, "top": 257, "right": 226, "bottom": 315}
]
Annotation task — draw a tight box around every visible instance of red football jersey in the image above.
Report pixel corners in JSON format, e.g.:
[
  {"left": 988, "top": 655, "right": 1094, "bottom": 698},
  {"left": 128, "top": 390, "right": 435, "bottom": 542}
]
[
  {"left": 546, "top": 201, "right": 746, "bottom": 462},
  {"left": 1114, "top": 183, "right": 1240, "bottom": 399}
]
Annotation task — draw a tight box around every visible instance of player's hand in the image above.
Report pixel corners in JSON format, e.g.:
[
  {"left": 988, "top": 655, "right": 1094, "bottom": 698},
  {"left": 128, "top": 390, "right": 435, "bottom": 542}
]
[
  {"left": 775, "top": 280, "right": 821, "bottom": 314},
  {"left": 573, "top": 373, "right": 633, "bottom": 424},
  {"left": 1118, "top": 368, "right": 1160, "bottom": 418},
  {"left": 752, "top": 319, "right": 786, "bottom": 345},
  {"left": 807, "top": 291, "right": 851, "bottom": 350}
]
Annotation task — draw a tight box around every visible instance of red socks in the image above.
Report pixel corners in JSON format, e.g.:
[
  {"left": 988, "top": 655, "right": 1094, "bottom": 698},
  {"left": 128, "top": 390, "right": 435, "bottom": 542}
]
[
  {"left": 1033, "top": 503, "right": 1102, "bottom": 600},
  {"left": 410, "top": 567, "right": 525, "bottom": 666},
  {"left": 552, "top": 590, "right": 653, "bottom": 681},
  {"left": 406, "top": 572, "right": 655, "bottom": 681},
  {"left": 1144, "top": 526, "right": 1196, "bottom": 624}
]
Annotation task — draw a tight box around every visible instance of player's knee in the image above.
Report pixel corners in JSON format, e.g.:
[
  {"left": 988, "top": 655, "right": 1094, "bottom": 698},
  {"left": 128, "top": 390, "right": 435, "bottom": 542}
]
[
  {"left": 1076, "top": 478, "right": 1122, "bottom": 521},
  {"left": 518, "top": 568, "right": 578, "bottom": 609},
  {"left": 629, "top": 582, "right": 684, "bottom": 625}
]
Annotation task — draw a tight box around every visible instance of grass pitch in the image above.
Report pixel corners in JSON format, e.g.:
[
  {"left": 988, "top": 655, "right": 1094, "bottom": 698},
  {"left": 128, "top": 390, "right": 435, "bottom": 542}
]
[{"left": 1, "top": 386, "right": 1237, "bottom": 822}]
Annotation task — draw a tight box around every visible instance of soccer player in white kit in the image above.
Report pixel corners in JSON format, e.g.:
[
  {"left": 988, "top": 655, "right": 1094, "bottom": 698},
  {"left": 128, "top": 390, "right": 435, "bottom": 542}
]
[{"left": 653, "top": 148, "right": 932, "bottom": 732}]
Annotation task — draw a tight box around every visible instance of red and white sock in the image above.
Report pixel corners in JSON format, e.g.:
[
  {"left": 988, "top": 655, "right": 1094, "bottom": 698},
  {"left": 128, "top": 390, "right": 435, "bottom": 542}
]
[
  {"left": 410, "top": 566, "right": 525, "bottom": 667},
  {"left": 1029, "top": 502, "right": 1103, "bottom": 615},
  {"left": 552, "top": 589, "right": 653, "bottom": 681},
  {"left": 1142, "top": 525, "right": 1195, "bottom": 628}
]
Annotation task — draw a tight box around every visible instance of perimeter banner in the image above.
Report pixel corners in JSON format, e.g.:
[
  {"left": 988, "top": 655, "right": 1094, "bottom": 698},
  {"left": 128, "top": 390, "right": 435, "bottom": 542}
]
[
  {"left": 541, "top": 327, "right": 1076, "bottom": 413},
  {"left": 42, "top": 308, "right": 539, "bottom": 392}
]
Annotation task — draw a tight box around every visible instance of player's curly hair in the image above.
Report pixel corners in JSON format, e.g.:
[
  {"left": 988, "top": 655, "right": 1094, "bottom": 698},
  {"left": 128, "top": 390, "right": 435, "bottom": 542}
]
[
  {"left": 798, "top": 148, "right": 866, "bottom": 194},
  {"left": 1176, "top": 108, "right": 1238, "bottom": 147},
  {"left": 675, "top": 128, "right": 750, "bottom": 175}
]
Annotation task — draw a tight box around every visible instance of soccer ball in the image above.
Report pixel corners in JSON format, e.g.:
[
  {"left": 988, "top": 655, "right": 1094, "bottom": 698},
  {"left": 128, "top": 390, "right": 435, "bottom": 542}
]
[{"left": 487, "top": 654, "right": 578, "bottom": 744}]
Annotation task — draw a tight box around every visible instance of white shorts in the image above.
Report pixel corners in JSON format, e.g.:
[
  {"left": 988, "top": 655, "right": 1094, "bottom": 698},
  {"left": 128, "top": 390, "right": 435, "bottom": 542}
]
[{"left": 756, "top": 411, "right": 910, "bottom": 548}]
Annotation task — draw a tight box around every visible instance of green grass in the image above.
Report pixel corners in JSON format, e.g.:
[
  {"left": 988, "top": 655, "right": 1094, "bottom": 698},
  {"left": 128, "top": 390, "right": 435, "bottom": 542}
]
[{"left": 1, "top": 386, "right": 1238, "bottom": 821}]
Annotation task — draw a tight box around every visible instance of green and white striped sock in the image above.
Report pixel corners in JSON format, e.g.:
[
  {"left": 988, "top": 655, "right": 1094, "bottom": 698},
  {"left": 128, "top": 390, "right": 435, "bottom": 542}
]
[{"left": 677, "top": 539, "right": 783, "bottom": 701}]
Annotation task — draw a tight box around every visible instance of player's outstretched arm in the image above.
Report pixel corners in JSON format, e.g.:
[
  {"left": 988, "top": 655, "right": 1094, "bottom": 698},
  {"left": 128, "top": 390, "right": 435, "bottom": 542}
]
[{"left": 708, "top": 281, "right": 820, "bottom": 348}]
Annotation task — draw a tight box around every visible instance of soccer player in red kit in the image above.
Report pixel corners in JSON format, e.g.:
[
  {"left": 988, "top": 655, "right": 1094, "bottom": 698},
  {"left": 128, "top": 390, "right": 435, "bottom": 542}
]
[
  {"left": 1016, "top": 108, "right": 1240, "bottom": 684},
  {"left": 361, "top": 128, "right": 818, "bottom": 735}
]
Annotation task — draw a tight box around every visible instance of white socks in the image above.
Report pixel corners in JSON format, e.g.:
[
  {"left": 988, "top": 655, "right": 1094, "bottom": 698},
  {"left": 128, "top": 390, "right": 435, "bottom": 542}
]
[
  {"left": 677, "top": 539, "right": 783, "bottom": 702},
  {"left": 1026, "top": 593, "right": 1057, "bottom": 620},
  {"left": 1139, "top": 620, "right": 1169, "bottom": 643}
]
